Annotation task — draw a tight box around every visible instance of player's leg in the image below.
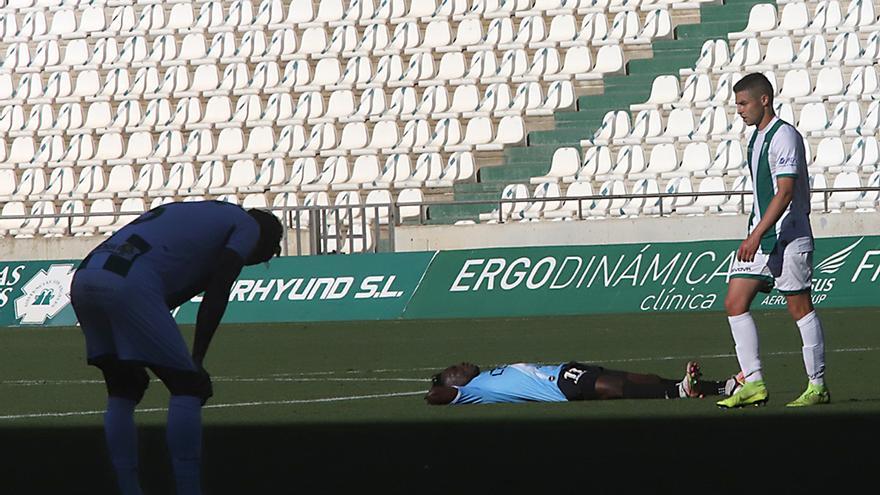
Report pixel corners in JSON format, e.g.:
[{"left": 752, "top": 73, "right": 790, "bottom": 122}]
[
  {"left": 718, "top": 276, "right": 771, "bottom": 407},
  {"left": 107, "top": 280, "right": 208, "bottom": 495},
  {"left": 561, "top": 362, "right": 731, "bottom": 400},
  {"left": 561, "top": 362, "right": 689, "bottom": 400},
  {"left": 596, "top": 364, "right": 735, "bottom": 399},
  {"left": 94, "top": 358, "right": 151, "bottom": 495},
  {"left": 593, "top": 369, "right": 681, "bottom": 400},
  {"left": 150, "top": 365, "right": 212, "bottom": 495},
  {"left": 724, "top": 276, "right": 767, "bottom": 383},
  {"left": 71, "top": 270, "right": 145, "bottom": 495},
  {"left": 778, "top": 251, "right": 830, "bottom": 406}
]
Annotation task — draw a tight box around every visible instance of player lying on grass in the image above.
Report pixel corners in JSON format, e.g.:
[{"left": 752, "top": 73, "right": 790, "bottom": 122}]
[{"left": 425, "top": 361, "right": 741, "bottom": 405}]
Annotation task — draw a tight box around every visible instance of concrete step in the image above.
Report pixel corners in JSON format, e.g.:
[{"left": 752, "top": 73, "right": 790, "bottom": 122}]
[
  {"left": 527, "top": 128, "right": 591, "bottom": 145},
  {"left": 479, "top": 163, "right": 549, "bottom": 183},
  {"left": 503, "top": 143, "right": 567, "bottom": 162},
  {"left": 454, "top": 181, "right": 502, "bottom": 193},
  {"left": 675, "top": 20, "right": 749, "bottom": 40},
  {"left": 628, "top": 53, "right": 702, "bottom": 75},
  {"left": 426, "top": 202, "right": 494, "bottom": 224}
]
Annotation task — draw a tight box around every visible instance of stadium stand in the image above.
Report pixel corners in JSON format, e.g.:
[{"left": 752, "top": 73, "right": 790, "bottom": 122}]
[
  {"left": 429, "top": 0, "right": 880, "bottom": 223},
  {"left": 0, "top": 0, "right": 878, "bottom": 254}
]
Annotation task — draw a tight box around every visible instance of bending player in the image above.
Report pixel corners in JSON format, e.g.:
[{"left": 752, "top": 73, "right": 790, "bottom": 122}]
[
  {"left": 425, "top": 361, "right": 740, "bottom": 405},
  {"left": 718, "top": 73, "right": 829, "bottom": 409},
  {"left": 70, "top": 200, "right": 283, "bottom": 495}
]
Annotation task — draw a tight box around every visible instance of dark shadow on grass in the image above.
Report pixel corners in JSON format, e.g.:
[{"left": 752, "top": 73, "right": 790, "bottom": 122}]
[{"left": 2, "top": 413, "right": 877, "bottom": 494}]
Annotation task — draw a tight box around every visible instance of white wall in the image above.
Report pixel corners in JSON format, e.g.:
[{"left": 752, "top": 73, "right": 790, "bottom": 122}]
[
  {"left": 394, "top": 212, "right": 880, "bottom": 251},
  {"left": 2, "top": 212, "right": 878, "bottom": 260}
]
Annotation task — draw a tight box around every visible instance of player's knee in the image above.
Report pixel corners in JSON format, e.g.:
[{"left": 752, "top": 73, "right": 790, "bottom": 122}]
[
  {"left": 158, "top": 369, "right": 213, "bottom": 404},
  {"left": 594, "top": 375, "right": 624, "bottom": 400},
  {"left": 724, "top": 294, "right": 748, "bottom": 316},
  {"left": 785, "top": 294, "right": 813, "bottom": 320},
  {"left": 98, "top": 361, "right": 150, "bottom": 403}
]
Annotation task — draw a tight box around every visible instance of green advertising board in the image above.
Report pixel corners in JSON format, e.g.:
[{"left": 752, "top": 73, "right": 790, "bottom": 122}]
[
  {"left": 401, "top": 236, "right": 880, "bottom": 319},
  {"left": 172, "top": 251, "right": 435, "bottom": 323},
  {"left": 2, "top": 236, "right": 879, "bottom": 327},
  {"left": 0, "top": 252, "right": 435, "bottom": 327}
]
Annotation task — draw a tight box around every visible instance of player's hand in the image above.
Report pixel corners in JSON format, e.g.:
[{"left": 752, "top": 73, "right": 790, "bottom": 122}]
[{"left": 737, "top": 234, "right": 759, "bottom": 262}]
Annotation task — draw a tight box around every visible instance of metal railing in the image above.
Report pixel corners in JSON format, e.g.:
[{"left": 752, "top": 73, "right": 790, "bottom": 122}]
[
  {"left": 397, "top": 186, "right": 880, "bottom": 224},
  {"left": 1, "top": 186, "right": 878, "bottom": 255}
]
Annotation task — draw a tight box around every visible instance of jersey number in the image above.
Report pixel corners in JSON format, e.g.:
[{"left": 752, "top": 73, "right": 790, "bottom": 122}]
[{"left": 563, "top": 367, "right": 586, "bottom": 383}]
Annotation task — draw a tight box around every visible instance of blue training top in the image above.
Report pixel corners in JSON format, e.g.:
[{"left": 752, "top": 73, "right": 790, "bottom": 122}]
[
  {"left": 452, "top": 363, "right": 567, "bottom": 404},
  {"left": 81, "top": 201, "right": 260, "bottom": 297}
]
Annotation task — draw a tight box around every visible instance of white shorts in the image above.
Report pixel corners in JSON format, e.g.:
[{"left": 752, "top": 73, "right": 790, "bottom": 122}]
[
  {"left": 729, "top": 243, "right": 813, "bottom": 294},
  {"left": 70, "top": 267, "right": 196, "bottom": 371}
]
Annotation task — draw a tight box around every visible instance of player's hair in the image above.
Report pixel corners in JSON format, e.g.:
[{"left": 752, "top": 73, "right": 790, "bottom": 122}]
[
  {"left": 733, "top": 73, "right": 774, "bottom": 105},
  {"left": 248, "top": 208, "right": 283, "bottom": 260}
]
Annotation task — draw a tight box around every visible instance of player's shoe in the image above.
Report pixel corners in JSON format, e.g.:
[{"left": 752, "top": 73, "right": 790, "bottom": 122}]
[
  {"left": 681, "top": 361, "right": 702, "bottom": 398},
  {"left": 785, "top": 383, "right": 830, "bottom": 407},
  {"left": 716, "top": 380, "right": 768, "bottom": 408}
]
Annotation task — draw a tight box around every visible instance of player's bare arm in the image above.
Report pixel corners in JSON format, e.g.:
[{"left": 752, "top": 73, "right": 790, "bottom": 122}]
[
  {"left": 191, "top": 248, "right": 245, "bottom": 367},
  {"left": 425, "top": 386, "right": 458, "bottom": 405},
  {"left": 737, "top": 177, "right": 795, "bottom": 262}
]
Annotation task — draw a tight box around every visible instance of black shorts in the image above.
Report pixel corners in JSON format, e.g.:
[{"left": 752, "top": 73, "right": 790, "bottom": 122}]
[{"left": 556, "top": 362, "right": 606, "bottom": 401}]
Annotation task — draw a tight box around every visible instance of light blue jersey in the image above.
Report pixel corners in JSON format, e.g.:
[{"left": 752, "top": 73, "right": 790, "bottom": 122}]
[
  {"left": 81, "top": 201, "right": 260, "bottom": 298},
  {"left": 452, "top": 363, "right": 567, "bottom": 404}
]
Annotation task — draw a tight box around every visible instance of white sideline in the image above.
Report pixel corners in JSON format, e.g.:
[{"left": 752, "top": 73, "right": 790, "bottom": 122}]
[
  {"left": 3, "top": 346, "right": 877, "bottom": 387},
  {"left": 1, "top": 376, "right": 428, "bottom": 386},
  {"left": 0, "top": 390, "right": 426, "bottom": 421}
]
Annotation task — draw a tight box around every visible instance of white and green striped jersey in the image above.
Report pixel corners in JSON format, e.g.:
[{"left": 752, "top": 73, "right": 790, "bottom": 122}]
[{"left": 746, "top": 117, "right": 813, "bottom": 255}]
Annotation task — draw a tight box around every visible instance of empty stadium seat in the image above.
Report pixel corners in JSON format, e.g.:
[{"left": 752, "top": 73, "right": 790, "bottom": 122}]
[
  {"left": 531, "top": 147, "right": 580, "bottom": 184},
  {"left": 826, "top": 171, "right": 862, "bottom": 211},
  {"left": 479, "top": 183, "right": 529, "bottom": 222},
  {"left": 518, "top": 182, "right": 562, "bottom": 219}
]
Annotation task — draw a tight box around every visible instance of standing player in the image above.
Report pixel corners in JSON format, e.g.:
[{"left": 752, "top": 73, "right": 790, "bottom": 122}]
[
  {"left": 70, "top": 201, "right": 283, "bottom": 495},
  {"left": 716, "top": 73, "right": 829, "bottom": 409},
  {"left": 425, "top": 360, "right": 741, "bottom": 405}
]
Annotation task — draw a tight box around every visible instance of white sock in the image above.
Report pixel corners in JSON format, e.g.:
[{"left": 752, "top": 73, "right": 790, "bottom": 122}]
[
  {"left": 728, "top": 312, "right": 763, "bottom": 383},
  {"left": 796, "top": 310, "right": 826, "bottom": 386},
  {"left": 104, "top": 397, "right": 143, "bottom": 495},
  {"left": 167, "top": 395, "right": 203, "bottom": 495}
]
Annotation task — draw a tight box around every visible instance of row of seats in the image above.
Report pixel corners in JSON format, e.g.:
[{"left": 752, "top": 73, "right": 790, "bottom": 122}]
[
  {"left": 687, "top": 31, "right": 880, "bottom": 79},
  {"left": 0, "top": 82, "right": 573, "bottom": 138},
  {"left": 583, "top": 99, "right": 880, "bottom": 151},
  {"left": 0, "top": 187, "right": 426, "bottom": 238},
  {"left": 485, "top": 170, "right": 880, "bottom": 222},
  {"left": 734, "top": 0, "right": 879, "bottom": 40},
  {"left": 535, "top": 136, "right": 880, "bottom": 184},
  {"left": 0, "top": 46, "right": 607, "bottom": 104},
  {"left": 0, "top": 151, "right": 476, "bottom": 201},
  {"left": 1, "top": 11, "right": 671, "bottom": 69},
  {"left": 645, "top": 67, "right": 878, "bottom": 114},
  {"left": 643, "top": 67, "right": 879, "bottom": 112},
  {"left": 0, "top": 0, "right": 707, "bottom": 42},
  {"left": 0, "top": 115, "right": 525, "bottom": 167}
]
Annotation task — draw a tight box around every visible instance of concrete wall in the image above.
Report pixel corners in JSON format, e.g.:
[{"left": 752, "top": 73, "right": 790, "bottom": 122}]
[
  {"left": 0, "top": 232, "right": 309, "bottom": 261},
  {"left": 3, "top": 212, "right": 879, "bottom": 260},
  {"left": 394, "top": 212, "right": 880, "bottom": 251}
]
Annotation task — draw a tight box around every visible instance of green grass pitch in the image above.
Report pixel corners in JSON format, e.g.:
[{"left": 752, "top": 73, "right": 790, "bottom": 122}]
[{"left": 2, "top": 308, "right": 879, "bottom": 493}]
